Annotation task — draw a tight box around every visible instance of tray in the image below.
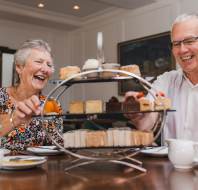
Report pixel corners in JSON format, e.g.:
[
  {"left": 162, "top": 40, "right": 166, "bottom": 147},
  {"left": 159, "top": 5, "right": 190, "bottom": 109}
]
[
  {"left": 35, "top": 110, "right": 175, "bottom": 121},
  {"left": 49, "top": 76, "right": 140, "bottom": 85}
]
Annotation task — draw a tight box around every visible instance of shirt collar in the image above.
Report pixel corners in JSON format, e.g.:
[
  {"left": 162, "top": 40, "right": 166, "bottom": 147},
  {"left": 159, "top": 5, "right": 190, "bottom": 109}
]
[{"left": 181, "top": 70, "right": 198, "bottom": 88}]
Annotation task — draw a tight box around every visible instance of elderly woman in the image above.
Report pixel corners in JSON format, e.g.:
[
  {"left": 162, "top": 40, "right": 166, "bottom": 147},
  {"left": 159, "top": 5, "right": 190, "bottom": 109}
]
[{"left": 0, "top": 39, "right": 62, "bottom": 151}]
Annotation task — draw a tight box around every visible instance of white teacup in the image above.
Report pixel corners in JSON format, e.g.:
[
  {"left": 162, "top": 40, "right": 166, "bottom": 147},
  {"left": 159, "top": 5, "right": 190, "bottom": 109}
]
[{"left": 166, "top": 139, "right": 197, "bottom": 170}]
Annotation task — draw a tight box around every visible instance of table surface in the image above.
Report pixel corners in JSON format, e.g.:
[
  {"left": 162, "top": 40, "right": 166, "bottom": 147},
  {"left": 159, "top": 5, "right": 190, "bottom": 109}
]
[{"left": 0, "top": 152, "right": 198, "bottom": 190}]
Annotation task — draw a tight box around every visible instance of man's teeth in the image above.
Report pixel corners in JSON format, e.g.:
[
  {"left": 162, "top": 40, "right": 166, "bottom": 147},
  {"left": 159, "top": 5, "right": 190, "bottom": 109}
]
[{"left": 181, "top": 55, "right": 193, "bottom": 61}]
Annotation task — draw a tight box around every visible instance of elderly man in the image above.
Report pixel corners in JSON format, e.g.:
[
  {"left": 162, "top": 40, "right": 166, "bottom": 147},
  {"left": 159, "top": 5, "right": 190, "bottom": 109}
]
[{"left": 125, "top": 13, "right": 198, "bottom": 142}]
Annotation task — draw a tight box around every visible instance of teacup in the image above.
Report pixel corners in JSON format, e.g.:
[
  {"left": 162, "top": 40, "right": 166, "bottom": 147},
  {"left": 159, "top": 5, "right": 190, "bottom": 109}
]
[{"left": 166, "top": 139, "right": 198, "bottom": 170}]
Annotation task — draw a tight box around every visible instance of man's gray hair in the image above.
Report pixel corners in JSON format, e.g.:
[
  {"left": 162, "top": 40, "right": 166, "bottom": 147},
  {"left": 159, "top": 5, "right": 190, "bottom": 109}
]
[
  {"left": 172, "top": 13, "right": 198, "bottom": 31},
  {"left": 14, "top": 39, "right": 53, "bottom": 65}
]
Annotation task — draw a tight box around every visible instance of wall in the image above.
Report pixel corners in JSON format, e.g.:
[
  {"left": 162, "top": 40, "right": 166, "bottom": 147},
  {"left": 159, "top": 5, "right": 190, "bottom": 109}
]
[
  {"left": 0, "top": 19, "right": 73, "bottom": 108},
  {"left": 69, "top": 0, "right": 197, "bottom": 104}
]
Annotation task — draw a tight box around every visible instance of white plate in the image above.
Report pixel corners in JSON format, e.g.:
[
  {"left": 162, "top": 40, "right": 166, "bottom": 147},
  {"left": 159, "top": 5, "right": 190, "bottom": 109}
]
[
  {"left": 0, "top": 148, "right": 11, "bottom": 155},
  {"left": 27, "top": 146, "right": 63, "bottom": 155},
  {"left": 0, "top": 156, "right": 47, "bottom": 170},
  {"left": 140, "top": 146, "right": 168, "bottom": 157}
]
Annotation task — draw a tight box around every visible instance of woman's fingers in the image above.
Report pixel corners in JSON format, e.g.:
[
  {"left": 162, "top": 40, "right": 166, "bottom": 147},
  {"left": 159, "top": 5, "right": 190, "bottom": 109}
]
[
  {"left": 12, "top": 95, "right": 41, "bottom": 128},
  {"left": 16, "top": 95, "right": 41, "bottom": 117}
]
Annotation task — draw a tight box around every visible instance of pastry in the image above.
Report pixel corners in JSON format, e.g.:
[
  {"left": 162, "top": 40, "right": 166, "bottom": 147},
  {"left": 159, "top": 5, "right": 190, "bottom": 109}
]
[
  {"left": 122, "top": 96, "right": 140, "bottom": 112},
  {"left": 86, "top": 131, "right": 107, "bottom": 147},
  {"left": 123, "top": 93, "right": 153, "bottom": 112},
  {"left": 63, "top": 128, "right": 154, "bottom": 148},
  {"left": 154, "top": 96, "right": 171, "bottom": 110},
  {"left": 85, "top": 100, "right": 103, "bottom": 113},
  {"left": 79, "top": 129, "right": 88, "bottom": 148},
  {"left": 59, "top": 66, "right": 81, "bottom": 80},
  {"left": 106, "top": 96, "right": 122, "bottom": 113},
  {"left": 120, "top": 64, "right": 141, "bottom": 77},
  {"left": 140, "top": 131, "right": 154, "bottom": 145},
  {"left": 63, "top": 131, "right": 75, "bottom": 148},
  {"left": 69, "top": 100, "right": 84, "bottom": 114},
  {"left": 139, "top": 97, "right": 153, "bottom": 111},
  {"left": 107, "top": 128, "right": 114, "bottom": 147},
  {"left": 101, "top": 63, "right": 120, "bottom": 78},
  {"left": 131, "top": 130, "right": 142, "bottom": 146}
]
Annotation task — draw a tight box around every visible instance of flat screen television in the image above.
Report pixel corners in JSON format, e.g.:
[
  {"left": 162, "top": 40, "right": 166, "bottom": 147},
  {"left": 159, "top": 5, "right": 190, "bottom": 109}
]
[{"left": 117, "top": 32, "right": 175, "bottom": 95}]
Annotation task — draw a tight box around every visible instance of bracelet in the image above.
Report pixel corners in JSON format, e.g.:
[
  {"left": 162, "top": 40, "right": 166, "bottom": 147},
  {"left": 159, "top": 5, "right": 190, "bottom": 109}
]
[{"left": 9, "top": 109, "right": 15, "bottom": 129}]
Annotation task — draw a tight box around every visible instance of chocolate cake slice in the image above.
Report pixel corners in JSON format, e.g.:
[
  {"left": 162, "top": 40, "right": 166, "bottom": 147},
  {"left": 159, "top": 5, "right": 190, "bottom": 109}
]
[
  {"left": 106, "top": 96, "right": 122, "bottom": 113},
  {"left": 122, "top": 96, "right": 140, "bottom": 112}
]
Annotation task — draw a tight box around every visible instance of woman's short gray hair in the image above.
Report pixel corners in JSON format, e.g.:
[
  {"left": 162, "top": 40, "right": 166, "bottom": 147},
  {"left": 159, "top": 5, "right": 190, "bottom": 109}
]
[{"left": 14, "top": 39, "right": 53, "bottom": 65}]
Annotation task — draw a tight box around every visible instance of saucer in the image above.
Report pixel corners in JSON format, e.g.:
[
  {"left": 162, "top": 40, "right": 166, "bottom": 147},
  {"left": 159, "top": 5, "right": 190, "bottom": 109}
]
[
  {"left": 27, "top": 146, "right": 64, "bottom": 156},
  {"left": 140, "top": 146, "right": 168, "bottom": 157},
  {"left": 0, "top": 156, "right": 47, "bottom": 170},
  {"left": 173, "top": 164, "right": 193, "bottom": 171}
]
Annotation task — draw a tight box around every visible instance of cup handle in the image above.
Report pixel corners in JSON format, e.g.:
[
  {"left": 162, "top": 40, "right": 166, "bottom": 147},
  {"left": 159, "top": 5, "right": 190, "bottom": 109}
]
[
  {"left": 193, "top": 142, "right": 198, "bottom": 162},
  {"left": 165, "top": 138, "right": 174, "bottom": 146}
]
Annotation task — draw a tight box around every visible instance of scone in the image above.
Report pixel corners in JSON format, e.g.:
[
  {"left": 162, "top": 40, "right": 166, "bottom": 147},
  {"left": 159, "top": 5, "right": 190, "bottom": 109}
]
[
  {"left": 154, "top": 96, "right": 171, "bottom": 110},
  {"left": 85, "top": 100, "right": 103, "bottom": 113},
  {"left": 59, "top": 66, "right": 81, "bottom": 80},
  {"left": 120, "top": 64, "right": 141, "bottom": 77},
  {"left": 69, "top": 100, "right": 84, "bottom": 114}
]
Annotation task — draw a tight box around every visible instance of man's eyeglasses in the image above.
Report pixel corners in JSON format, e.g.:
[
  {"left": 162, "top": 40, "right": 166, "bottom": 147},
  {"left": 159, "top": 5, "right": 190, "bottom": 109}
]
[{"left": 172, "top": 36, "right": 198, "bottom": 48}]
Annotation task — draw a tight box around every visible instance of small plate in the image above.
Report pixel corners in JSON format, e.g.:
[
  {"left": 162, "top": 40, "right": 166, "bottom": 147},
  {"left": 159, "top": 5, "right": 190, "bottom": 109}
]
[
  {"left": 140, "top": 146, "right": 168, "bottom": 157},
  {"left": 27, "top": 146, "right": 63, "bottom": 156},
  {"left": 0, "top": 156, "right": 46, "bottom": 170},
  {"left": 0, "top": 148, "right": 11, "bottom": 155}
]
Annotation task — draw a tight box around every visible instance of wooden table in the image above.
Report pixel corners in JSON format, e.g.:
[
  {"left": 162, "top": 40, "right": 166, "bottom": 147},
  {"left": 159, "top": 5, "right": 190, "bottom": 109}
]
[{"left": 0, "top": 153, "right": 198, "bottom": 190}]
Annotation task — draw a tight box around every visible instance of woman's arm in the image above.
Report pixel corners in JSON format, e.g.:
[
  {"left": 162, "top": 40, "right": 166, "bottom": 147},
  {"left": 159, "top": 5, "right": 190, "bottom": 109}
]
[
  {"left": 0, "top": 95, "right": 42, "bottom": 137},
  {"left": 0, "top": 114, "right": 15, "bottom": 137}
]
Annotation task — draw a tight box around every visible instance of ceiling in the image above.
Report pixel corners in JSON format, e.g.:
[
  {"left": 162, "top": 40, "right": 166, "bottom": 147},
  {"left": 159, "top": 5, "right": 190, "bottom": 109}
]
[{"left": 0, "top": 0, "right": 158, "bottom": 30}]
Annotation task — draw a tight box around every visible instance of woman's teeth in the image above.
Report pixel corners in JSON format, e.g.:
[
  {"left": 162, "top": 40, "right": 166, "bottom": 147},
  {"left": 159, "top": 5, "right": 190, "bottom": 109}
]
[{"left": 34, "top": 75, "right": 45, "bottom": 81}]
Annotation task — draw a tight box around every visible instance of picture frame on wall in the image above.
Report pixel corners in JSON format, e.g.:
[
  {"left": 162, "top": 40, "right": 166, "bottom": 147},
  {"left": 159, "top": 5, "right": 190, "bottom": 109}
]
[{"left": 117, "top": 31, "right": 175, "bottom": 95}]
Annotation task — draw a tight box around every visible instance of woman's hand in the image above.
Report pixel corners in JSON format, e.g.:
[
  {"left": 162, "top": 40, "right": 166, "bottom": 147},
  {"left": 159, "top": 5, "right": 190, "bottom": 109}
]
[{"left": 12, "top": 95, "right": 42, "bottom": 128}]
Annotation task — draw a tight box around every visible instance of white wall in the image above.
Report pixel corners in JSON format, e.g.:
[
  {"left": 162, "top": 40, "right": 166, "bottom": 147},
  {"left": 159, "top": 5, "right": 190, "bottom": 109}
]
[
  {"left": 0, "top": 19, "right": 70, "bottom": 79},
  {"left": 2, "top": 53, "right": 14, "bottom": 87},
  {"left": 0, "top": 19, "right": 73, "bottom": 109},
  {"left": 69, "top": 0, "right": 197, "bottom": 104}
]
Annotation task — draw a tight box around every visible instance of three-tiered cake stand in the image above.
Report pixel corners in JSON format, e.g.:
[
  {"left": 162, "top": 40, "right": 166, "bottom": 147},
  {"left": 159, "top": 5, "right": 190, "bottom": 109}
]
[{"left": 41, "top": 69, "right": 169, "bottom": 173}]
